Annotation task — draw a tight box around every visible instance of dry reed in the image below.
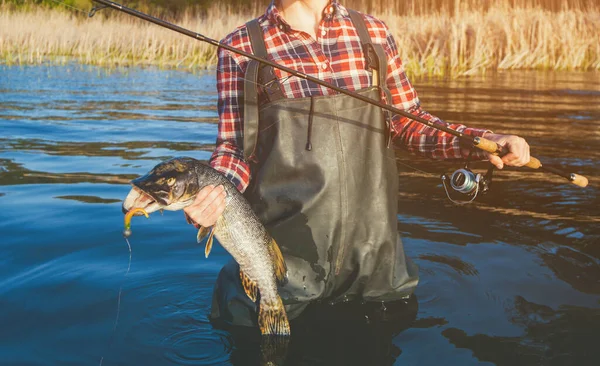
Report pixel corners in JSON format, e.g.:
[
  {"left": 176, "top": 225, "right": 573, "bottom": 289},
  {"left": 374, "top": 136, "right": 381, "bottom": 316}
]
[{"left": 1, "top": 0, "right": 599, "bottom": 77}]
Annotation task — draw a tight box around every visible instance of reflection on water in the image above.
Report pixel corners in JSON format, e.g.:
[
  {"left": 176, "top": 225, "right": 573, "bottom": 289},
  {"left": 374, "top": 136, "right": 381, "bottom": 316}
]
[
  {"left": 443, "top": 296, "right": 600, "bottom": 365},
  {"left": 54, "top": 195, "right": 122, "bottom": 204},
  {"left": 0, "top": 65, "right": 599, "bottom": 365},
  {"left": 224, "top": 297, "right": 418, "bottom": 366}
]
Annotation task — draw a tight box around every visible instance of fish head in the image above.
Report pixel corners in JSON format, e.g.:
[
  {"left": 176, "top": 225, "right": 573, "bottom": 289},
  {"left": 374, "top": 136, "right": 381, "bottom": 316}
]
[{"left": 122, "top": 158, "right": 201, "bottom": 214}]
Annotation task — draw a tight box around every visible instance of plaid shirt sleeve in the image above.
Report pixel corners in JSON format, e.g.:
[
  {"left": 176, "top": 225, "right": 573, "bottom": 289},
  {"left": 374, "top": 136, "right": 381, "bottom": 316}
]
[
  {"left": 380, "top": 24, "right": 489, "bottom": 159},
  {"left": 209, "top": 40, "right": 251, "bottom": 192}
]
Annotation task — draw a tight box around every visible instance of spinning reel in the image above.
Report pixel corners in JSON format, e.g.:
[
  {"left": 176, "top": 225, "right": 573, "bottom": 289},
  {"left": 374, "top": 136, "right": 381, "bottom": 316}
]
[{"left": 441, "top": 151, "right": 495, "bottom": 204}]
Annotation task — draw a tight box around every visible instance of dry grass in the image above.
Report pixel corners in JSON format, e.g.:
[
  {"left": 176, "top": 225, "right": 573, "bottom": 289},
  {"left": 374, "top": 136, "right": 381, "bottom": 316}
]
[
  {"left": 0, "top": 4, "right": 246, "bottom": 69},
  {"left": 388, "top": 1, "right": 600, "bottom": 77},
  {"left": 1, "top": 0, "right": 599, "bottom": 77}
]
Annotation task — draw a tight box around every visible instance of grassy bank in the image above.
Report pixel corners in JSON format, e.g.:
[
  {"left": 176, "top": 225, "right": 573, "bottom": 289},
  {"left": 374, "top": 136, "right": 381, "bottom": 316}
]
[{"left": 1, "top": 0, "right": 599, "bottom": 77}]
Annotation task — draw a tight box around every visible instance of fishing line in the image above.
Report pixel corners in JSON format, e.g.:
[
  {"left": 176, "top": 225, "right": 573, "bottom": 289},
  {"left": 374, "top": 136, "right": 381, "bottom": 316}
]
[
  {"left": 34, "top": 3, "right": 139, "bottom": 364},
  {"left": 98, "top": 237, "right": 133, "bottom": 366},
  {"left": 395, "top": 158, "right": 435, "bottom": 175},
  {"left": 114, "top": 237, "right": 133, "bottom": 332}
]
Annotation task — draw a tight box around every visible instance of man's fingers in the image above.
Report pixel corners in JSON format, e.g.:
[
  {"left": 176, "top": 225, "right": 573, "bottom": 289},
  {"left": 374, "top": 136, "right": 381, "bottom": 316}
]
[
  {"left": 501, "top": 152, "right": 519, "bottom": 165},
  {"left": 184, "top": 185, "right": 214, "bottom": 216},
  {"left": 193, "top": 185, "right": 215, "bottom": 204},
  {"left": 203, "top": 185, "right": 226, "bottom": 208},
  {"left": 488, "top": 154, "right": 504, "bottom": 169},
  {"left": 482, "top": 134, "right": 531, "bottom": 168},
  {"left": 204, "top": 199, "right": 226, "bottom": 224},
  {"left": 200, "top": 188, "right": 226, "bottom": 217},
  {"left": 197, "top": 188, "right": 227, "bottom": 226},
  {"left": 183, "top": 185, "right": 227, "bottom": 227},
  {"left": 502, "top": 138, "right": 531, "bottom": 166},
  {"left": 504, "top": 153, "right": 530, "bottom": 167},
  {"left": 188, "top": 185, "right": 221, "bottom": 211}
]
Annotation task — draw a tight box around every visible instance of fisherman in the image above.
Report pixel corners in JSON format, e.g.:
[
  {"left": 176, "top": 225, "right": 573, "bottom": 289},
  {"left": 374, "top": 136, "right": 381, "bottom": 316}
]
[{"left": 183, "top": 0, "right": 531, "bottom": 327}]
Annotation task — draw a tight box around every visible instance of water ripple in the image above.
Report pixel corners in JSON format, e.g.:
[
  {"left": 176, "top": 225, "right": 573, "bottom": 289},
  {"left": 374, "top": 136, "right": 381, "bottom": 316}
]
[
  {"left": 1, "top": 66, "right": 599, "bottom": 365},
  {"left": 162, "top": 329, "right": 232, "bottom": 366}
]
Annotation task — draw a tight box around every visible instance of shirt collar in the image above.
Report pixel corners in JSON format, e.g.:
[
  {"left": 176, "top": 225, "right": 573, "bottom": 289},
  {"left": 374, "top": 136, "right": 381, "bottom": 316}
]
[{"left": 266, "top": 1, "right": 347, "bottom": 31}]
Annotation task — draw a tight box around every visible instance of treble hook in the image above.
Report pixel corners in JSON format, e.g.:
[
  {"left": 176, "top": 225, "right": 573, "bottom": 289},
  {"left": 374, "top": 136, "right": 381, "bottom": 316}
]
[{"left": 88, "top": 5, "right": 108, "bottom": 18}]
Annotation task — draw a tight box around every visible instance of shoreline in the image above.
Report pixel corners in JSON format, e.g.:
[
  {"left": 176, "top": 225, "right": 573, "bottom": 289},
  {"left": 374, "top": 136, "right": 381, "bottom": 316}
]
[{"left": 1, "top": 4, "right": 599, "bottom": 78}]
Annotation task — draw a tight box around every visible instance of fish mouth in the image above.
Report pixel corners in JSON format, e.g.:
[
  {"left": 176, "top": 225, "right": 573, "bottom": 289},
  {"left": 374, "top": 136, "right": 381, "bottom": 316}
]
[{"left": 122, "top": 186, "right": 163, "bottom": 215}]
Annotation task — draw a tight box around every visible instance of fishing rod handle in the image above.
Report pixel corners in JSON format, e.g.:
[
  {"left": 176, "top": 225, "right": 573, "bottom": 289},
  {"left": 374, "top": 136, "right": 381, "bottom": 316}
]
[
  {"left": 474, "top": 137, "right": 589, "bottom": 188},
  {"left": 474, "top": 136, "right": 541, "bottom": 168},
  {"left": 570, "top": 174, "right": 589, "bottom": 188}
]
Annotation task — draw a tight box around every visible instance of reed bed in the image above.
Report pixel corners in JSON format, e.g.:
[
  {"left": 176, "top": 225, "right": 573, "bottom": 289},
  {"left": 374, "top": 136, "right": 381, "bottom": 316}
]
[
  {"left": 1, "top": 0, "right": 599, "bottom": 77},
  {"left": 0, "top": 4, "right": 244, "bottom": 69}
]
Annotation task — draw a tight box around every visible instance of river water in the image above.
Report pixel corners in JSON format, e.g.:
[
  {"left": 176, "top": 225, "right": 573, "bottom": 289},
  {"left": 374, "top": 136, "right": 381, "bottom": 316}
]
[{"left": 0, "top": 65, "right": 598, "bottom": 365}]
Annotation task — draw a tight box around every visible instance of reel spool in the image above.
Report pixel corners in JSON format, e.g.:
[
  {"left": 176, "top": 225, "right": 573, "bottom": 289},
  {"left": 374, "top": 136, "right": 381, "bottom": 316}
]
[
  {"left": 449, "top": 168, "right": 481, "bottom": 195},
  {"left": 441, "top": 154, "right": 494, "bottom": 204}
]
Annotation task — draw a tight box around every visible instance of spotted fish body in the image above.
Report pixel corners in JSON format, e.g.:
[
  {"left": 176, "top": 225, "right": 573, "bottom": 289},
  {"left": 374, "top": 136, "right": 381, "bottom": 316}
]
[{"left": 122, "top": 157, "right": 290, "bottom": 335}]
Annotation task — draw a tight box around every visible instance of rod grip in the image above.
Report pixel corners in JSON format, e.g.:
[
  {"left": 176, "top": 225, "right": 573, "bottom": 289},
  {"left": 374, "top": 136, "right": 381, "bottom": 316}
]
[
  {"left": 474, "top": 137, "right": 541, "bottom": 169},
  {"left": 474, "top": 137, "right": 589, "bottom": 187},
  {"left": 571, "top": 174, "right": 589, "bottom": 188},
  {"left": 525, "top": 157, "right": 541, "bottom": 169},
  {"left": 473, "top": 136, "right": 499, "bottom": 154}
]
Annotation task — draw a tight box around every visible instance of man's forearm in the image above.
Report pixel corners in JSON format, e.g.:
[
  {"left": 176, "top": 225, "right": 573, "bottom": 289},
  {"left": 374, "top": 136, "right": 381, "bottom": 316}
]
[{"left": 391, "top": 107, "right": 489, "bottom": 160}]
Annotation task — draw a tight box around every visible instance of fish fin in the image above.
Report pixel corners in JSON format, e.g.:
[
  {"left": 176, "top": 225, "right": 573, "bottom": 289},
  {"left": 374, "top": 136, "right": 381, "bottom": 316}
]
[
  {"left": 239, "top": 270, "right": 258, "bottom": 303},
  {"left": 184, "top": 211, "right": 195, "bottom": 225},
  {"left": 258, "top": 297, "right": 290, "bottom": 336},
  {"left": 204, "top": 227, "right": 215, "bottom": 258},
  {"left": 197, "top": 226, "right": 210, "bottom": 244},
  {"left": 268, "top": 238, "right": 287, "bottom": 285}
]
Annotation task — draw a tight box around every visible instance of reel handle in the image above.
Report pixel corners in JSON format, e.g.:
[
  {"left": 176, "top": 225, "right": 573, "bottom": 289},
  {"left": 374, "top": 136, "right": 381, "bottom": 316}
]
[{"left": 473, "top": 137, "right": 588, "bottom": 188}]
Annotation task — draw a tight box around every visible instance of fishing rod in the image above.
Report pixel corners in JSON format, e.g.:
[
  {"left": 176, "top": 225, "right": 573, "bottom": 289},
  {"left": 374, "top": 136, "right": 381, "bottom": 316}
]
[{"left": 89, "top": 0, "right": 588, "bottom": 188}]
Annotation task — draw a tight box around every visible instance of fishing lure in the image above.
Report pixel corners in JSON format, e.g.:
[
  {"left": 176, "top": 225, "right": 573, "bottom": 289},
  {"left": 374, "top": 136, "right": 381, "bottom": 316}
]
[{"left": 123, "top": 207, "right": 149, "bottom": 237}]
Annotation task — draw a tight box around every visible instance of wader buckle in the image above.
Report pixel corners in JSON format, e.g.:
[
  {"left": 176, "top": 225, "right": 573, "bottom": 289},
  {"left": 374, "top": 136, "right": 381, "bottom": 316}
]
[
  {"left": 258, "top": 66, "right": 285, "bottom": 104},
  {"left": 362, "top": 43, "right": 379, "bottom": 72}
]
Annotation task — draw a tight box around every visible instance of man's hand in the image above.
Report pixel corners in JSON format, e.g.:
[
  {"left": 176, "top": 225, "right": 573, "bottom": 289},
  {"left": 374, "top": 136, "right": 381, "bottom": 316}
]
[
  {"left": 482, "top": 132, "right": 531, "bottom": 169},
  {"left": 183, "top": 185, "right": 227, "bottom": 227}
]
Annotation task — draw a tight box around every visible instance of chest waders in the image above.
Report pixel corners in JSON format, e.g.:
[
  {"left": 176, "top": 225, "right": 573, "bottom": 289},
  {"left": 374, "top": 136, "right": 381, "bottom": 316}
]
[{"left": 210, "top": 10, "right": 419, "bottom": 326}]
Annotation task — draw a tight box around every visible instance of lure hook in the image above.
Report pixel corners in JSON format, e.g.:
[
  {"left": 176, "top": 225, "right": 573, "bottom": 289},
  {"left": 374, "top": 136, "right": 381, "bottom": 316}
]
[{"left": 123, "top": 207, "right": 149, "bottom": 237}]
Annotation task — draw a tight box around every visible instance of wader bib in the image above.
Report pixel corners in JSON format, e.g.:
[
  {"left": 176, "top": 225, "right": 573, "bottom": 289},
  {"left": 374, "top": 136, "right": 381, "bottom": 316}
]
[{"left": 210, "top": 11, "right": 419, "bottom": 326}]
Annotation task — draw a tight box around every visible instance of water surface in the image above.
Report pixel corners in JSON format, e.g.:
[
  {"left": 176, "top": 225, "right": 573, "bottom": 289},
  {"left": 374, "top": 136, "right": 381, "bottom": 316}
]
[{"left": 1, "top": 65, "right": 599, "bottom": 365}]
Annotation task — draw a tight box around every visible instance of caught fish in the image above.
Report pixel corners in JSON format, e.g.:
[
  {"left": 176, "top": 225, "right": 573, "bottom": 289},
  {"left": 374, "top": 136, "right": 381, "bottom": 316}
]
[{"left": 122, "top": 157, "right": 290, "bottom": 336}]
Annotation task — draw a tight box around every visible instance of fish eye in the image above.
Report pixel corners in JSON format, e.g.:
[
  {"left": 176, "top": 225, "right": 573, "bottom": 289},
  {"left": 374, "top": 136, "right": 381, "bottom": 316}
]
[{"left": 167, "top": 177, "right": 176, "bottom": 186}]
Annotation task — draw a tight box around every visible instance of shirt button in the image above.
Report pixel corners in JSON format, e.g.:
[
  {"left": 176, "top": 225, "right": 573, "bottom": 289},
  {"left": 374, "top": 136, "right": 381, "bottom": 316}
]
[
  {"left": 321, "top": 30, "right": 326, "bottom": 36},
  {"left": 321, "top": 63, "right": 328, "bottom": 70}
]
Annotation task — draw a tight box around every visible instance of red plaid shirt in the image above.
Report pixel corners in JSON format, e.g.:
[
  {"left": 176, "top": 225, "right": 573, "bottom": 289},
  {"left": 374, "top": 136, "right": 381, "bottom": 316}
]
[{"left": 210, "top": 0, "right": 488, "bottom": 192}]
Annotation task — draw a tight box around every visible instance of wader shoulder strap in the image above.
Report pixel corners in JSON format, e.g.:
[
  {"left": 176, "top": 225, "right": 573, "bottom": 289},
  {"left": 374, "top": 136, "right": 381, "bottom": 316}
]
[
  {"left": 348, "top": 9, "right": 393, "bottom": 147},
  {"left": 246, "top": 18, "right": 268, "bottom": 59},
  {"left": 243, "top": 19, "right": 285, "bottom": 160},
  {"left": 347, "top": 9, "right": 389, "bottom": 90}
]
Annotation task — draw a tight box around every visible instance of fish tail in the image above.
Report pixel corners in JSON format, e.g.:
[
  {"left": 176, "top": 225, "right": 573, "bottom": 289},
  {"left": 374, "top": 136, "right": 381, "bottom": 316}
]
[{"left": 258, "top": 296, "right": 290, "bottom": 336}]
